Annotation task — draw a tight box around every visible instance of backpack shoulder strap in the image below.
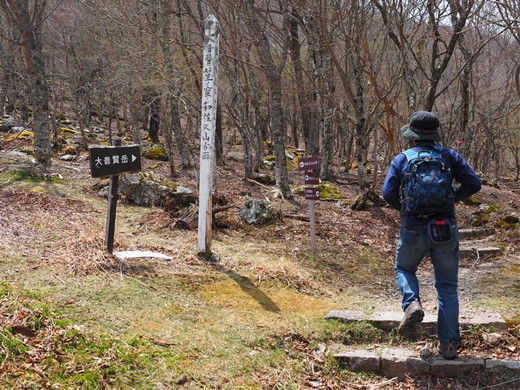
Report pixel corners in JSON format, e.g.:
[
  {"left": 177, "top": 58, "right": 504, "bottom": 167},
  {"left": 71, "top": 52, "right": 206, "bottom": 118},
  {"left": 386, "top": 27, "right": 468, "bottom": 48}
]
[
  {"left": 432, "top": 145, "right": 445, "bottom": 156},
  {"left": 432, "top": 145, "right": 453, "bottom": 169},
  {"left": 402, "top": 148, "right": 418, "bottom": 162}
]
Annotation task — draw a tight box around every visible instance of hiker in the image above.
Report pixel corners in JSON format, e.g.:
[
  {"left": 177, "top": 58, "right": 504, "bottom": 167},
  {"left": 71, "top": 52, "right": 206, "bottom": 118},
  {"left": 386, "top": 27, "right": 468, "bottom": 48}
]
[{"left": 382, "top": 111, "right": 481, "bottom": 359}]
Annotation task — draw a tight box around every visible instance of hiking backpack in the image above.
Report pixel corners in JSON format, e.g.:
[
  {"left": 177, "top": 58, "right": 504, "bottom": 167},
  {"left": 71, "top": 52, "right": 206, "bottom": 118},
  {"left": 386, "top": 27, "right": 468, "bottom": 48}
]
[{"left": 400, "top": 146, "right": 455, "bottom": 217}]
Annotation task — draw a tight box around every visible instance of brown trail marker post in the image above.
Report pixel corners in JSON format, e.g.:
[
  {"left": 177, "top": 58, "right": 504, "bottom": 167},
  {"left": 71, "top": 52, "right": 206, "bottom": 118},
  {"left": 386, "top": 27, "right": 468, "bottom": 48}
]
[
  {"left": 298, "top": 156, "right": 320, "bottom": 256},
  {"left": 89, "top": 137, "right": 141, "bottom": 254},
  {"left": 197, "top": 15, "right": 220, "bottom": 260}
]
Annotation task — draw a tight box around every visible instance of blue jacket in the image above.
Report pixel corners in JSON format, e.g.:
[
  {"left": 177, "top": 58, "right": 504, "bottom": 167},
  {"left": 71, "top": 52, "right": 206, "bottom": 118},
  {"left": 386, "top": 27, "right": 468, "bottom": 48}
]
[{"left": 382, "top": 142, "right": 481, "bottom": 227}]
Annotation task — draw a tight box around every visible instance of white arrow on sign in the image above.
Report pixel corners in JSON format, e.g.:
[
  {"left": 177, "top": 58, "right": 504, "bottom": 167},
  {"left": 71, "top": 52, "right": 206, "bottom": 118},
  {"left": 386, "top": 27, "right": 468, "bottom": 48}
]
[{"left": 132, "top": 155, "right": 137, "bottom": 162}]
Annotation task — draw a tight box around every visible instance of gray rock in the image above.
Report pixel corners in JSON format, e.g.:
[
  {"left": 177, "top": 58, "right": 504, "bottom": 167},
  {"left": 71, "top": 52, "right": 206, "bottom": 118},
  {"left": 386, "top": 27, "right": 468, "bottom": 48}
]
[
  {"left": 430, "top": 356, "right": 485, "bottom": 378},
  {"left": 381, "top": 347, "right": 429, "bottom": 380},
  {"left": 239, "top": 199, "right": 280, "bottom": 226},
  {"left": 485, "top": 359, "right": 520, "bottom": 370},
  {"left": 334, "top": 349, "right": 381, "bottom": 373},
  {"left": 119, "top": 173, "right": 195, "bottom": 210}
]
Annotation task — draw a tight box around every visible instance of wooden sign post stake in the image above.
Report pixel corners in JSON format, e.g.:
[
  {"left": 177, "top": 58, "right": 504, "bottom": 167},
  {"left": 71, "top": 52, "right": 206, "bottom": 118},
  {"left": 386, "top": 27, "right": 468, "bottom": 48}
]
[
  {"left": 197, "top": 15, "right": 220, "bottom": 259},
  {"left": 298, "top": 157, "right": 320, "bottom": 256},
  {"left": 89, "top": 138, "right": 142, "bottom": 254}
]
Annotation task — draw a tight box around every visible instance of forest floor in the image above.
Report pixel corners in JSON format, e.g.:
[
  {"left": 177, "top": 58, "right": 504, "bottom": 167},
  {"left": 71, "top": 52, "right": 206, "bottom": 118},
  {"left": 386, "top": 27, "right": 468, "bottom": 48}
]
[{"left": 0, "top": 133, "right": 519, "bottom": 389}]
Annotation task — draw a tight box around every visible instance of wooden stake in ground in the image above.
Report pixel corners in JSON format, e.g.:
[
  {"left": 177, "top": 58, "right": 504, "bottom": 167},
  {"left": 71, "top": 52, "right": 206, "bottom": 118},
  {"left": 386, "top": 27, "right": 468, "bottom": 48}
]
[
  {"left": 197, "top": 15, "right": 220, "bottom": 258},
  {"left": 89, "top": 137, "right": 142, "bottom": 254},
  {"left": 299, "top": 157, "right": 320, "bottom": 256}
]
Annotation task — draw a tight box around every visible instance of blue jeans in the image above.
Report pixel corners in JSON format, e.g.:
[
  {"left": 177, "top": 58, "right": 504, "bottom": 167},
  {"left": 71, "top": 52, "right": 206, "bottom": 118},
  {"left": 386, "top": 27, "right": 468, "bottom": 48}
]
[{"left": 395, "top": 219, "right": 460, "bottom": 343}]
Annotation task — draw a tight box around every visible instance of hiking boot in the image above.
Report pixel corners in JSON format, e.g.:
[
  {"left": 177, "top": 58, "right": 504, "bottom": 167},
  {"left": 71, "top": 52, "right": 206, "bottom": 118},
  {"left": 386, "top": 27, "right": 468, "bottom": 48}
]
[
  {"left": 439, "top": 341, "right": 458, "bottom": 360},
  {"left": 398, "top": 299, "right": 424, "bottom": 338}
]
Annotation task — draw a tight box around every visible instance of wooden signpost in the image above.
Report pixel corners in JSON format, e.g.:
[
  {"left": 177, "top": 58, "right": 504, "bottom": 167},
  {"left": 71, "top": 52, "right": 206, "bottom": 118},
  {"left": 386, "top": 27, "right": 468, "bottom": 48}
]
[
  {"left": 89, "top": 138, "right": 141, "bottom": 254},
  {"left": 197, "top": 15, "right": 220, "bottom": 259},
  {"left": 298, "top": 156, "right": 320, "bottom": 255}
]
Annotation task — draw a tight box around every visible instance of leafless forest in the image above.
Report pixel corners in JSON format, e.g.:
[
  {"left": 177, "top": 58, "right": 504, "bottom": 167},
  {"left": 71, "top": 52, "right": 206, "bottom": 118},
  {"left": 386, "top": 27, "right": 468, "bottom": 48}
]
[{"left": 1, "top": 1, "right": 519, "bottom": 201}]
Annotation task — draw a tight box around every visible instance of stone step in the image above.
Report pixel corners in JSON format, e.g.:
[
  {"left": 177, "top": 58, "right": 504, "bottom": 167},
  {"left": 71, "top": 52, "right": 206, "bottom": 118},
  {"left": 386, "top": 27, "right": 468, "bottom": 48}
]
[
  {"left": 325, "top": 310, "right": 507, "bottom": 334},
  {"left": 459, "top": 245, "right": 502, "bottom": 260},
  {"left": 333, "top": 346, "right": 520, "bottom": 380},
  {"left": 458, "top": 227, "right": 496, "bottom": 240}
]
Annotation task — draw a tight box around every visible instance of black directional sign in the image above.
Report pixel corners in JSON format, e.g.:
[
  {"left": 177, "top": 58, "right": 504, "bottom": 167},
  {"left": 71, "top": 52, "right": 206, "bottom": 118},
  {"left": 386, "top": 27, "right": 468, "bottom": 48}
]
[
  {"left": 298, "top": 156, "right": 320, "bottom": 171},
  {"left": 89, "top": 145, "right": 142, "bottom": 178},
  {"left": 304, "top": 171, "right": 320, "bottom": 185},
  {"left": 304, "top": 187, "right": 320, "bottom": 200}
]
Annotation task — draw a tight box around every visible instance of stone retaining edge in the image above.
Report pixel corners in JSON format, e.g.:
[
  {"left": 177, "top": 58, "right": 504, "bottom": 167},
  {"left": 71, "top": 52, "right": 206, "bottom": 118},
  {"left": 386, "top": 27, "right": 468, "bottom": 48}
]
[{"left": 334, "top": 347, "right": 520, "bottom": 379}]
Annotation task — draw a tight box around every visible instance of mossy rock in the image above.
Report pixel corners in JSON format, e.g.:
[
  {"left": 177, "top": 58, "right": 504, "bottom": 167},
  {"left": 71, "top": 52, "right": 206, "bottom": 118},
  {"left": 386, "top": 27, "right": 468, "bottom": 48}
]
[
  {"left": 143, "top": 145, "right": 168, "bottom": 161},
  {"left": 350, "top": 163, "right": 373, "bottom": 174},
  {"left": 469, "top": 212, "right": 491, "bottom": 226},
  {"left": 4, "top": 131, "right": 34, "bottom": 141},
  {"left": 119, "top": 172, "right": 194, "bottom": 210},
  {"left": 264, "top": 151, "right": 297, "bottom": 170},
  {"left": 462, "top": 195, "right": 481, "bottom": 206},
  {"left": 494, "top": 215, "right": 520, "bottom": 229},
  {"left": 469, "top": 204, "right": 502, "bottom": 226},
  {"left": 481, "top": 178, "right": 500, "bottom": 188},
  {"left": 62, "top": 144, "right": 77, "bottom": 155},
  {"left": 318, "top": 183, "right": 346, "bottom": 200},
  {"left": 60, "top": 127, "right": 76, "bottom": 136},
  {"left": 18, "top": 146, "right": 34, "bottom": 156},
  {"left": 139, "top": 172, "right": 177, "bottom": 191},
  {"left": 6, "top": 169, "right": 63, "bottom": 183},
  {"left": 477, "top": 203, "right": 501, "bottom": 214},
  {"left": 294, "top": 183, "right": 346, "bottom": 201}
]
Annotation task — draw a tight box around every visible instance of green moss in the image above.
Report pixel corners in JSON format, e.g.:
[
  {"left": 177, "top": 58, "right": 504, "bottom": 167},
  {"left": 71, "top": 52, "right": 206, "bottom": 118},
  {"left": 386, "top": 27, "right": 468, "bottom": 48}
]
[
  {"left": 0, "top": 284, "right": 184, "bottom": 388},
  {"left": 62, "top": 144, "right": 77, "bottom": 155},
  {"left": 488, "top": 204, "right": 501, "bottom": 212},
  {"left": 140, "top": 172, "right": 177, "bottom": 190},
  {"left": 479, "top": 203, "right": 501, "bottom": 213},
  {"left": 9, "top": 170, "right": 42, "bottom": 183},
  {"left": 293, "top": 183, "right": 345, "bottom": 200},
  {"left": 471, "top": 212, "right": 491, "bottom": 226},
  {"left": 143, "top": 145, "right": 168, "bottom": 161},
  {"left": 4, "top": 131, "right": 34, "bottom": 141},
  {"left": 482, "top": 178, "right": 500, "bottom": 188},
  {"left": 318, "top": 183, "right": 346, "bottom": 200},
  {"left": 463, "top": 195, "right": 481, "bottom": 206},
  {"left": 349, "top": 163, "right": 373, "bottom": 174},
  {"left": 18, "top": 146, "right": 34, "bottom": 156},
  {"left": 319, "top": 320, "right": 386, "bottom": 345},
  {"left": 494, "top": 215, "right": 519, "bottom": 229},
  {"left": 60, "top": 127, "right": 76, "bottom": 136},
  {"left": 265, "top": 151, "right": 297, "bottom": 169}
]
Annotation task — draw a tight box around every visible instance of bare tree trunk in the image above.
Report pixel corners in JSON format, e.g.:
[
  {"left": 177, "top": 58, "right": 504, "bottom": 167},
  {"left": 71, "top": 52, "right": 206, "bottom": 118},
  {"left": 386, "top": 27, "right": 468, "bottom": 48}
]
[
  {"left": 350, "top": 56, "right": 373, "bottom": 210},
  {"left": 162, "top": 100, "right": 176, "bottom": 177},
  {"left": 245, "top": 2, "right": 292, "bottom": 199},
  {"left": 0, "top": 13, "right": 19, "bottom": 116},
  {"left": 424, "top": 0, "right": 474, "bottom": 110},
  {"left": 0, "top": 45, "right": 7, "bottom": 115},
  {"left": 288, "top": 11, "right": 312, "bottom": 153},
  {"left": 216, "top": 103, "right": 223, "bottom": 165},
  {"left": 5, "top": 0, "right": 53, "bottom": 167},
  {"left": 318, "top": 41, "right": 335, "bottom": 181},
  {"left": 245, "top": 64, "right": 266, "bottom": 171},
  {"left": 457, "top": 31, "right": 472, "bottom": 156},
  {"left": 148, "top": 95, "right": 160, "bottom": 143},
  {"left": 225, "top": 58, "right": 254, "bottom": 178},
  {"left": 171, "top": 97, "right": 190, "bottom": 169}
]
